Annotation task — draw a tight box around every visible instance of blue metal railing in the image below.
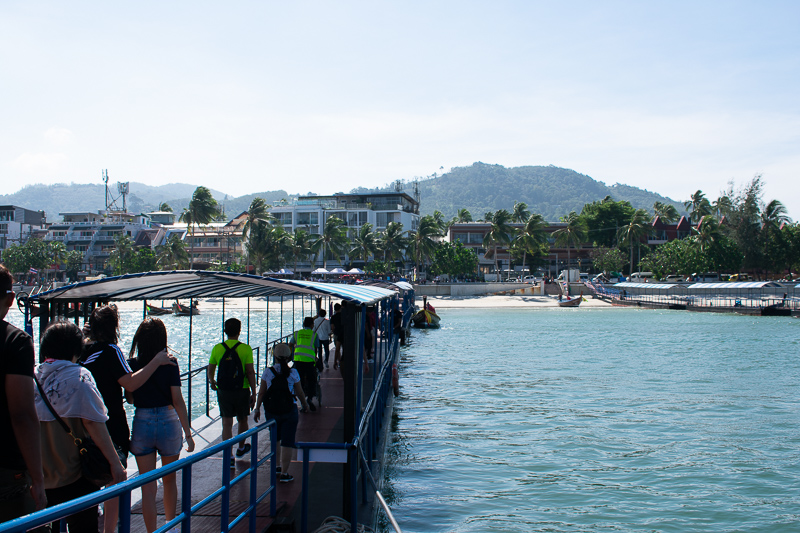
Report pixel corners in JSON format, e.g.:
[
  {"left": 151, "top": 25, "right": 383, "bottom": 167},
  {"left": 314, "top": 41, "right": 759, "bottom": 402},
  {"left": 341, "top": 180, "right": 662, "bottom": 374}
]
[{"left": 0, "top": 422, "right": 278, "bottom": 533}]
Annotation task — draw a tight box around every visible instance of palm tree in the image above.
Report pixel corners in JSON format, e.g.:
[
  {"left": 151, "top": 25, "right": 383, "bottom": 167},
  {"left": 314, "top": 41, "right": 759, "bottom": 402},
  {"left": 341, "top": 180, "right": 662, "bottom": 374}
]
[
  {"left": 247, "top": 221, "right": 288, "bottom": 274},
  {"left": 482, "top": 209, "right": 514, "bottom": 278},
  {"left": 553, "top": 212, "right": 588, "bottom": 279},
  {"left": 156, "top": 234, "right": 190, "bottom": 270},
  {"left": 378, "top": 222, "right": 409, "bottom": 271},
  {"left": 287, "top": 228, "right": 313, "bottom": 277},
  {"left": 242, "top": 197, "right": 272, "bottom": 274},
  {"left": 158, "top": 202, "right": 173, "bottom": 212},
  {"left": 616, "top": 209, "right": 651, "bottom": 276},
  {"left": 712, "top": 195, "right": 733, "bottom": 219},
  {"left": 514, "top": 213, "right": 548, "bottom": 275},
  {"left": 455, "top": 208, "right": 473, "bottom": 223},
  {"left": 694, "top": 215, "right": 720, "bottom": 254},
  {"left": 512, "top": 202, "right": 530, "bottom": 224},
  {"left": 407, "top": 215, "right": 442, "bottom": 277},
  {"left": 684, "top": 190, "right": 711, "bottom": 223},
  {"left": 311, "top": 216, "right": 349, "bottom": 269},
  {"left": 760, "top": 199, "right": 790, "bottom": 230},
  {"left": 432, "top": 210, "right": 448, "bottom": 233},
  {"left": 179, "top": 186, "right": 220, "bottom": 269},
  {"left": 653, "top": 201, "right": 680, "bottom": 224},
  {"left": 349, "top": 223, "right": 378, "bottom": 265},
  {"left": 483, "top": 211, "right": 494, "bottom": 223}
]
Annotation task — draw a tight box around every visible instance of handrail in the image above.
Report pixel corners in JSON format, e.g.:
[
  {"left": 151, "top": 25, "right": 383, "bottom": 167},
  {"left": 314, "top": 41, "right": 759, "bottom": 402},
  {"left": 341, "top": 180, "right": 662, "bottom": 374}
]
[
  {"left": 358, "top": 446, "right": 402, "bottom": 533},
  {"left": 0, "top": 421, "right": 278, "bottom": 533}
]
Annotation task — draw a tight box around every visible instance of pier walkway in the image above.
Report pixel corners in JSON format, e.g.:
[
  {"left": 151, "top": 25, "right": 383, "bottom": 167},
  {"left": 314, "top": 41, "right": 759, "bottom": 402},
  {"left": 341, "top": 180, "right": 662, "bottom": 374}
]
[{"left": 124, "top": 360, "right": 385, "bottom": 533}]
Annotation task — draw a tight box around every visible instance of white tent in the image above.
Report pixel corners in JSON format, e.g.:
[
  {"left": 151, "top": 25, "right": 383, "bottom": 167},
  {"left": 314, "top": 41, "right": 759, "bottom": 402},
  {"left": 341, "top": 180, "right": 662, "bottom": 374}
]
[
  {"left": 347, "top": 268, "right": 365, "bottom": 274},
  {"left": 275, "top": 268, "right": 294, "bottom": 275},
  {"left": 312, "top": 268, "right": 330, "bottom": 274},
  {"left": 329, "top": 268, "right": 347, "bottom": 274}
]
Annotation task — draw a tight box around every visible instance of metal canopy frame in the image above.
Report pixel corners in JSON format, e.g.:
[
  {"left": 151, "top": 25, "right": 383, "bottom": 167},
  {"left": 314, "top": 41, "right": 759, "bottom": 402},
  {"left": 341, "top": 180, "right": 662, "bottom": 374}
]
[{"left": 31, "top": 270, "right": 395, "bottom": 305}]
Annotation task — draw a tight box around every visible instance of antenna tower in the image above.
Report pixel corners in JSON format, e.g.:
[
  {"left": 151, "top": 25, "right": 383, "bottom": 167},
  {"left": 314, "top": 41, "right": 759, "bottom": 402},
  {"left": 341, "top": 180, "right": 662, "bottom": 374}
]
[
  {"left": 102, "top": 170, "right": 110, "bottom": 210},
  {"left": 117, "top": 182, "right": 130, "bottom": 212}
]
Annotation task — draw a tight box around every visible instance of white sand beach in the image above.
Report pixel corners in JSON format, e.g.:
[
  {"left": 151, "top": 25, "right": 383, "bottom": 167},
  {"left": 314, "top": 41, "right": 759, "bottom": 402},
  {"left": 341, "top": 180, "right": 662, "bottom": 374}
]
[{"left": 424, "top": 294, "right": 612, "bottom": 309}]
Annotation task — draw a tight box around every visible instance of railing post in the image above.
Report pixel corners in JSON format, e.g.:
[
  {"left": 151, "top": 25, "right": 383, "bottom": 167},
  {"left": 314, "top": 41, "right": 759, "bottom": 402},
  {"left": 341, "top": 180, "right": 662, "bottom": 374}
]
[
  {"left": 249, "top": 432, "right": 258, "bottom": 533},
  {"left": 119, "top": 490, "right": 132, "bottom": 533},
  {"left": 270, "top": 423, "right": 277, "bottom": 516},
  {"left": 301, "top": 449, "right": 311, "bottom": 533},
  {"left": 221, "top": 448, "right": 232, "bottom": 533},
  {"left": 181, "top": 464, "right": 192, "bottom": 532}
]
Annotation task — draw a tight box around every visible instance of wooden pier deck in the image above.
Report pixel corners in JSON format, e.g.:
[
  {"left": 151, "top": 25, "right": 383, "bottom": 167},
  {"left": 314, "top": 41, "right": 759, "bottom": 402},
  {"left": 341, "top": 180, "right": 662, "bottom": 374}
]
[{"left": 125, "top": 362, "right": 369, "bottom": 533}]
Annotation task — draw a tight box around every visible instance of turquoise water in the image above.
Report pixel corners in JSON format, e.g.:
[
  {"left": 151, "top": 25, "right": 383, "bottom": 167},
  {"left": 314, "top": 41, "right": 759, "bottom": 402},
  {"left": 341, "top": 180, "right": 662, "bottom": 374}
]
[
  {"left": 5, "top": 298, "right": 318, "bottom": 416},
  {"left": 385, "top": 308, "right": 800, "bottom": 532}
]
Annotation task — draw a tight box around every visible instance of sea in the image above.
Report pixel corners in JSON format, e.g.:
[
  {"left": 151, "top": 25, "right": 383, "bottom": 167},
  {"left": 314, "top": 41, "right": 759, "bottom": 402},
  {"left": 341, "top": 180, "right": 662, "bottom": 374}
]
[
  {"left": 384, "top": 307, "right": 800, "bottom": 533},
  {"left": 7, "top": 303, "right": 799, "bottom": 532}
]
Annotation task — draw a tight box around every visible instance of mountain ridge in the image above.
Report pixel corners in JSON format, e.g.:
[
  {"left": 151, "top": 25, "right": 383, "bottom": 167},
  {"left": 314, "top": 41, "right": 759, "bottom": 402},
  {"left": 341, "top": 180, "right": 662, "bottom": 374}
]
[{"left": 0, "top": 163, "right": 683, "bottom": 222}]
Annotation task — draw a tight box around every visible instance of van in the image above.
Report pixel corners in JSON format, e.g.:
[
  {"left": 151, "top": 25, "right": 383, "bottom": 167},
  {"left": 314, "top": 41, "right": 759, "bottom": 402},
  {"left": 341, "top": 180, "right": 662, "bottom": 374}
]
[
  {"left": 629, "top": 272, "right": 654, "bottom": 282},
  {"left": 664, "top": 274, "right": 686, "bottom": 283},
  {"left": 692, "top": 272, "right": 720, "bottom": 282},
  {"left": 523, "top": 275, "right": 543, "bottom": 284}
]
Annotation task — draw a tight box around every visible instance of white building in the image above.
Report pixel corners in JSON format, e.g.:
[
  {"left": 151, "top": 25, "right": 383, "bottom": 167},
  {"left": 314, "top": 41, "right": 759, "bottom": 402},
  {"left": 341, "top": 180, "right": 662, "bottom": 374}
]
[
  {"left": 0, "top": 205, "right": 46, "bottom": 251},
  {"left": 44, "top": 210, "right": 154, "bottom": 273},
  {"left": 268, "top": 192, "right": 420, "bottom": 273}
]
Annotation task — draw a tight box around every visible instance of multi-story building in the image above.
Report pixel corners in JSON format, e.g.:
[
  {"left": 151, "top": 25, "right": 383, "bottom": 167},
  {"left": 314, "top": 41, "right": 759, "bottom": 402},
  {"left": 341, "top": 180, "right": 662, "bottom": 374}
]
[
  {"left": 268, "top": 192, "right": 420, "bottom": 273},
  {"left": 172, "top": 212, "right": 247, "bottom": 269},
  {"left": 44, "top": 210, "right": 154, "bottom": 272},
  {"left": 449, "top": 216, "right": 699, "bottom": 278},
  {"left": 0, "top": 205, "right": 46, "bottom": 251}
]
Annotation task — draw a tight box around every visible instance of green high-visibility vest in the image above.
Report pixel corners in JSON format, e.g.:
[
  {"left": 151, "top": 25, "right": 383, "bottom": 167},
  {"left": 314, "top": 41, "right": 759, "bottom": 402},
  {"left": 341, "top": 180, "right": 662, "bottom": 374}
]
[{"left": 294, "top": 329, "right": 317, "bottom": 362}]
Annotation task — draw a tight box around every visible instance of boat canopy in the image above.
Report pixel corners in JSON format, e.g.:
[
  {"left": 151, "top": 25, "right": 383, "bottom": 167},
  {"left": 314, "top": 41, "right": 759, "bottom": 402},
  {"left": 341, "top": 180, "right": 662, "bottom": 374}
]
[
  {"left": 613, "top": 282, "right": 680, "bottom": 290},
  {"left": 685, "top": 281, "right": 782, "bottom": 289},
  {"left": 31, "top": 271, "right": 396, "bottom": 305}
]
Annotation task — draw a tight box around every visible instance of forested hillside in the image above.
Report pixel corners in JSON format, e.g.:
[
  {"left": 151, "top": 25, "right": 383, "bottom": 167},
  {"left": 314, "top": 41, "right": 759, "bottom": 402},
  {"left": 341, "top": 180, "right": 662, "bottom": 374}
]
[
  {"left": 0, "top": 182, "right": 291, "bottom": 222},
  {"left": 414, "top": 163, "right": 684, "bottom": 220}
]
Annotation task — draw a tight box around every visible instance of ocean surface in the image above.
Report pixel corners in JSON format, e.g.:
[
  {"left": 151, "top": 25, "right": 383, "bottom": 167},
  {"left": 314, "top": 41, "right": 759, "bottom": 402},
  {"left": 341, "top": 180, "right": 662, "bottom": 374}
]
[{"left": 384, "top": 308, "right": 800, "bottom": 532}]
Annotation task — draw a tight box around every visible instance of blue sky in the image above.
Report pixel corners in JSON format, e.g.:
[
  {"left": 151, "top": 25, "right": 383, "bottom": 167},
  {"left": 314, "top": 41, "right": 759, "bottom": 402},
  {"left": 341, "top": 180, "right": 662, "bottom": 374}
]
[{"left": 2, "top": 1, "right": 798, "bottom": 219}]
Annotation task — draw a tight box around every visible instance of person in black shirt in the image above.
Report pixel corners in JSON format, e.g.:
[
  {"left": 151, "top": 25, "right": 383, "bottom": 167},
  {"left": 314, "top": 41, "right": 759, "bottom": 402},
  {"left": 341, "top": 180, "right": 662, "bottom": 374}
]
[
  {"left": 0, "top": 264, "right": 46, "bottom": 523},
  {"left": 126, "top": 318, "right": 193, "bottom": 533},
  {"left": 330, "top": 303, "right": 343, "bottom": 370},
  {"left": 81, "top": 305, "right": 175, "bottom": 533}
]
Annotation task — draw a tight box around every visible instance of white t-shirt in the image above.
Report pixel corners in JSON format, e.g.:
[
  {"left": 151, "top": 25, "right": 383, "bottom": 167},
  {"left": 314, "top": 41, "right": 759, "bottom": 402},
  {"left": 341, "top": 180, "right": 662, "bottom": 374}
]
[
  {"left": 313, "top": 316, "right": 331, "bottom": 341},
  {"left": 261, "top": 363, "right": 301, "bottom": 392}
]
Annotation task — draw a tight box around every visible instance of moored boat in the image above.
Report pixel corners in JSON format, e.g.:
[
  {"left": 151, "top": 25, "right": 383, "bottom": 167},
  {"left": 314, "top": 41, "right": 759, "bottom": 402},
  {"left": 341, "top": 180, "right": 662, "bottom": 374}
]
[
  {"left": 145, "top": 300, "right": 171, "bottom": 315},
  {"left": 172, "top": 299, "right": 200, "bottom": 315},
  {"left": 411, "top": 296, "right": 441, "bottom": 327},
  {"left": 557, "top": 296, "right": 582, "bottom": 307}
]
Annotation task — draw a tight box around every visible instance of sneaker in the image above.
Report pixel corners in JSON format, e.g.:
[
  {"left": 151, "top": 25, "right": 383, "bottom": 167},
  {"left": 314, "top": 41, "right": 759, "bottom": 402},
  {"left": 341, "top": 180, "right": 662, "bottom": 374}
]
[
  {"left": 279, "top": 473, "right": 294, "bottom": 483},
  {"left": 308, "top": 401, "right": 317, "bottom": 412},
  {"left": 236, "top": 443, "right": 251, "bottom": 457}
]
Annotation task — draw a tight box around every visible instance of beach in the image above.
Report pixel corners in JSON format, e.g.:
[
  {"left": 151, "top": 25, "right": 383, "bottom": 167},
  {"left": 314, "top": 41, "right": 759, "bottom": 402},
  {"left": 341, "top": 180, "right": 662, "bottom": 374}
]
[{"left": 424, "top": 294, "right": 613, "bottom": 308}]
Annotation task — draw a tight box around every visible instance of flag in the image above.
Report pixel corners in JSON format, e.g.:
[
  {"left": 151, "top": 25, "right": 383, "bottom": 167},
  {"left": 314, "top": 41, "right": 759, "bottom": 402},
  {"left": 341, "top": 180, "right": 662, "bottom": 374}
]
[{"left": 29, "top": 268, "right": 38, "bottom": 274}]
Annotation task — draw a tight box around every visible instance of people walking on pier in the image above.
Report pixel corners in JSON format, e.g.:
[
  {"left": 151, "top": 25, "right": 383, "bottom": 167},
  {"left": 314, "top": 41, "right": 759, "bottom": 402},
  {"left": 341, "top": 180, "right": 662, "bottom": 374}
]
[
  {"left": 35, "top": 321, "right": 126, "bottom": 532},
  {"left": 0, "top": 264, "right": 46, "bottom": 524},
  {"left": 127, "top": 318, "right": 195, "bottom": 533},
  {"left": 290, "top": 316, "right": 320, "bottom": 411},
  {"left": 330, "top": 303, "right": 343, "bottom": 370},
  {"left": 81, "top": 304, "right": 175, "bottom": 532},
  {"left": 254, "top": 343, "right": 309, "bottom": 483},
  {"left": 313, "top": 309, "right": 331, "bottom": 368},
  {"left": 207, "top": 318, "right": 257, "bottom": 466}
]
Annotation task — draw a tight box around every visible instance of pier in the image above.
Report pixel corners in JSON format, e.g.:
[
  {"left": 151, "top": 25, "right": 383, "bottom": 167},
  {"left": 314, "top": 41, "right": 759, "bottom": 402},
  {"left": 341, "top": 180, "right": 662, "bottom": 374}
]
[{"left": 3, "top": 271, "right": 414, "bottom": 533}]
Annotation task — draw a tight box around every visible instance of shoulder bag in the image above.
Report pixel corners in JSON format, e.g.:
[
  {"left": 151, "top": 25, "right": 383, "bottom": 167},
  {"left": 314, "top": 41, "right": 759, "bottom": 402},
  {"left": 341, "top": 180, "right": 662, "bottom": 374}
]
[{"left": 35, "top": 377, "right": 118, "bottom": 487}]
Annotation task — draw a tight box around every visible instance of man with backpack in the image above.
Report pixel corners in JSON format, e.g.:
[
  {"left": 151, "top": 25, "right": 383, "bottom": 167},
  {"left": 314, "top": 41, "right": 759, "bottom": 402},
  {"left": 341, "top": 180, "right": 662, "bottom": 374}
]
[
  {"left": 207, "top": 318, "right": 256, "bottom": 465},
  {"left": 253, "top": 343, "right": 308, "bottom": 483}
]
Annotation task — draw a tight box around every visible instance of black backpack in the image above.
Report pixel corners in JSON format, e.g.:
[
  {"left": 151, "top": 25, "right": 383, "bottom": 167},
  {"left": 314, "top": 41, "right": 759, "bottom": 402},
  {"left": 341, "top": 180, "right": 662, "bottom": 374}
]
[
  {"left": 216, "top": 341, "right": 243, "bottom": 391},
  {"left": 265, "top": 367, "right": 295, "bottom": 415}
]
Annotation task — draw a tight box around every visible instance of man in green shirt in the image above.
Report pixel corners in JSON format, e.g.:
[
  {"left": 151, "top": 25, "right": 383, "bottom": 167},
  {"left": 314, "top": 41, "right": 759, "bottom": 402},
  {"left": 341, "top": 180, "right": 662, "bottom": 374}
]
[{"left": 207, "top": 318, "right": 256, "bottom": 465}]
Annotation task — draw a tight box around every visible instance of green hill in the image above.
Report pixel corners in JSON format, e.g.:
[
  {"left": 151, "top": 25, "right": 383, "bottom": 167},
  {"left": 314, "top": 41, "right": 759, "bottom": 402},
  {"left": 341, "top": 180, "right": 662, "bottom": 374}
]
[{"left": 414, "top": 163, "right": 684, "bottom": 220}]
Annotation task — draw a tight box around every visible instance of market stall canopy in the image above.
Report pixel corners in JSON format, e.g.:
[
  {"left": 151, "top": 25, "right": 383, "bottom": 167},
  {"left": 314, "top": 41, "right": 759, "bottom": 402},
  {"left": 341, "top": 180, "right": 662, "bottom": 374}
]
[
  {"left": 312, "top": 268, "right": 330, "bottom": 274},
  {"left": 329, "top": 268, "right": 347, "bottom": 274},
  {"left": 31, "top": 271, "right": 396, "bottom": 306},
  {"left": 347, "top": 268, "right": 365, "bottom": 274}
]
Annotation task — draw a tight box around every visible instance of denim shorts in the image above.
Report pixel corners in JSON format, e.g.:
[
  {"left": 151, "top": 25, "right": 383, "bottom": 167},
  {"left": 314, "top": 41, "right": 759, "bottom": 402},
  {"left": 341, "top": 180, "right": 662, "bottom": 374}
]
[{"left": 130, "top": 406, "right": 183, "bottom": 457}]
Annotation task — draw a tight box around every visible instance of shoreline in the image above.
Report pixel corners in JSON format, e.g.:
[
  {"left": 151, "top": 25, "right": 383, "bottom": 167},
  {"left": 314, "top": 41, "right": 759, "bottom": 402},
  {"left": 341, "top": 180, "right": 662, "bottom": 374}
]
[{"left": 424, "top": 295, "right": 613, "bottom": 308}]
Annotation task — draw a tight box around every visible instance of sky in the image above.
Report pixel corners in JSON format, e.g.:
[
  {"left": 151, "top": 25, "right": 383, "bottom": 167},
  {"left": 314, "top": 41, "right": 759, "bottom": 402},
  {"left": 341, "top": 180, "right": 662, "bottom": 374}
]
[{"left": 2, "top": 1, "right": 799, "bottom": 220}]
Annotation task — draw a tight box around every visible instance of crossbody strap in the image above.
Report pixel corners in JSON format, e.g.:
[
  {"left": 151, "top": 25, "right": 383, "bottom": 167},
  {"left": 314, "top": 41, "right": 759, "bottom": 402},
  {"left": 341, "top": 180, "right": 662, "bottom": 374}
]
[{"left": 35, "top": 376, "right": 84, "bottom": 448}]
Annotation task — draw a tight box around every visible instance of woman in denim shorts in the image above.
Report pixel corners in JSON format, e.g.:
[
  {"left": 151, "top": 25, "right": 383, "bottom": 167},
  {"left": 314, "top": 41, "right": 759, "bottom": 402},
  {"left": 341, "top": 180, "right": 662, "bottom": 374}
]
[{"left": 127, "top": 318, "right": 195, "bottom": 532}]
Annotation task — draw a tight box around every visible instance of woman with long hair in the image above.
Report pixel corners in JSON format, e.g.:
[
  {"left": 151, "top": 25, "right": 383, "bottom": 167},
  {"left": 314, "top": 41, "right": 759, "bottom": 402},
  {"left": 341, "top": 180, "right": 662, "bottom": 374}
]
[
  {"left": 127, "top": 317, "right": 194, "bottom": 532},
  {"left": 35, "top": 321, "right": 126, "bottom": 532},
  {"left": 82, "top": 305, "right": 174, "bottom": 532}
]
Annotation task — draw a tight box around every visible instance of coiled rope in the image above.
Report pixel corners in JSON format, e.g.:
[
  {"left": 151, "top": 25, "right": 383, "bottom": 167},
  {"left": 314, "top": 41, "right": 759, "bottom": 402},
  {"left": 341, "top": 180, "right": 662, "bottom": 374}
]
[{"left": 311, "top": 516, "right": 375, "bottom": 533}]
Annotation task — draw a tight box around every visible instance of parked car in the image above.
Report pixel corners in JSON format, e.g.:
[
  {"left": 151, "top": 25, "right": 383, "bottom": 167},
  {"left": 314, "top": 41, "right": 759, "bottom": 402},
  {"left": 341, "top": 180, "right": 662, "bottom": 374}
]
[
  {"left": 523, "top": 275, "right": 543, "bottom": 283},
  {"left": 629, "top": 271, "right": 654, "bottom": 282},
  {"left": 663, "top": 274, "right": 687, "bottom": 283}
]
